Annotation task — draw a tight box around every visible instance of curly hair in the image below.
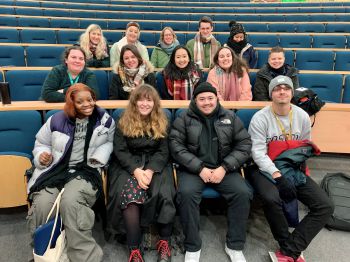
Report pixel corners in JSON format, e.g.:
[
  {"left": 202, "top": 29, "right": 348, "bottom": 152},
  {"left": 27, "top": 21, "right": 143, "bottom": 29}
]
[
  {"left": 212, "top": 46, "right": 249, "bottom": 77},
  {"left": 118, "top": 84, "right": 168, "bottom": 139},
  {"left": 79, "top": 24, "right": 108, "bottom": 60}
]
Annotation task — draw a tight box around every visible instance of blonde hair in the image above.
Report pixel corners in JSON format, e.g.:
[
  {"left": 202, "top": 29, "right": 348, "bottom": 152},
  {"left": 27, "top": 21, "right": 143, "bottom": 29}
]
[
  {"left": 79, "top": 24, "right": 108, "bottom": 60},
  {"left": 160, "top": 27, "right": 177, "bottom": 42},
  {"left": 119, "top": 84, "right": 168, "bottom": 139}
]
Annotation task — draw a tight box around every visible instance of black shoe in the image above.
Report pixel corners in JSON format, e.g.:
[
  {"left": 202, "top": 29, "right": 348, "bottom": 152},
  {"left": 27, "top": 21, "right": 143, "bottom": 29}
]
[
  {"left": 157, "top": 240, "right": 171, "bottom": 262},
  {"left": 128, "top": 248, "right": 144, "bottom": 262}
]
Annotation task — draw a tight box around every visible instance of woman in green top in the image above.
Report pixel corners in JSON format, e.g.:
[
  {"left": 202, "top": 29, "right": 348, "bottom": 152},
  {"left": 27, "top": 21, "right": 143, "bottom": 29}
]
[
  {"left": 79, "top": 24, "right": 110, "bottom": 68},
  {"left": 41, "top": 46, "right": 99, "bottom": 102},
  {"left": 151, "top": 27, "right": 180, "bottom": 68}
]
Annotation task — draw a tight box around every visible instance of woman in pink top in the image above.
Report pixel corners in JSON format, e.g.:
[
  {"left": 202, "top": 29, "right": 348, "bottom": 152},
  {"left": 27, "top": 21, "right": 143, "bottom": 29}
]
[{"left": 207, "top": 46, "right": 252, "bottom": 101}]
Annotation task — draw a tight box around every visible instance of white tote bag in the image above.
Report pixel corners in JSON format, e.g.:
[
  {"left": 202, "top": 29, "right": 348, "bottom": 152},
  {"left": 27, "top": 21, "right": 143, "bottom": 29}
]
[{"left": 34, "top": 188, "right": 67, "bottom": 262}]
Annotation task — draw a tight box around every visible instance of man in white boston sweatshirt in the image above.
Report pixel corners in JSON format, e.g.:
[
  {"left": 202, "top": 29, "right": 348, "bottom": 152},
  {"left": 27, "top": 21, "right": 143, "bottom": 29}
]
[{"left": 247, "top": 75, "right": 333, "bottom": 262}]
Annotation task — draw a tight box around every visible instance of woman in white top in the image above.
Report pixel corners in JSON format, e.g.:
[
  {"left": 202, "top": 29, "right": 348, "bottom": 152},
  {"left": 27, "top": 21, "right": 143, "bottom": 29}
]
[{"left": 110, "top": 21, "right": 149, "bottom": 67}]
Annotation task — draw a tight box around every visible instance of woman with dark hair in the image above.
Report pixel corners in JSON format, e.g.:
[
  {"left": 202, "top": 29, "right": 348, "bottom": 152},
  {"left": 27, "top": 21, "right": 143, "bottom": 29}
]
[
  {"left": 79, "top": 24, "right": 110, "bottom": 67},
  {"left": 225, "top": 21, "right": 257, "bottom": 69},
  {"left": 109, "top": 44, "right": 155, "bottom": 100},
  {"left": 207, "top": 46, "right": 252, "bottom": 101},
  {"left": 41, "top": 46, "right": 99, "bottom": 102},
  {"left": 160, "top": 45, "right": 203, "bottom": 100},
  {"left": 27, "top": 83, "right": 115, "bottom": 262},
  {"left": 254, "top": 46, "right": 299, "bottom": 101},
  {"left": 107, "top": 84, "right": 176, "bottom": 262}
]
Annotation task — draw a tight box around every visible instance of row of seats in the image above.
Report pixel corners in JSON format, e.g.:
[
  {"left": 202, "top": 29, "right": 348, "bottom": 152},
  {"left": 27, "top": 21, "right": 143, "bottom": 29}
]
[
  {"left": 1, "top": 6, "right": 350, "bottom": 22},
  {"left": 0, "top": 106, "right": 255, "bottom": 207},
  {"left": 2, "top": 28, "right": 350, "bottom": 49},
  {"left": 1, "top": 69, "right": 349, "bottom": 103},
  {"left": 3, "top": 0, "right": 349, "bottom": 8},
  {"left": 1, "top": 16, "right": 349, "bottom": 33},
  {"left": 2, "top": 1, "right": 350, "bottom": 13},
  {"left": 2, "top": 45, "right": 350, "bottom": 72}
]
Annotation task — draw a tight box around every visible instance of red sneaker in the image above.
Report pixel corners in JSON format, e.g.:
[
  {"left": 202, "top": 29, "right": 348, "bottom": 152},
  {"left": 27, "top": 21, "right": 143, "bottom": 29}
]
[
  {"left": 157, "top": 239, "right": 171, "bottom": 262},
  {"left": 272, "top": 251, "right": 294, "bottom": 262},
  {"left": 295, "top": 254, "right": 305, "bottom": 262},
  {"left": 128, "top": 248, "right": 144, "bottom": 262}
]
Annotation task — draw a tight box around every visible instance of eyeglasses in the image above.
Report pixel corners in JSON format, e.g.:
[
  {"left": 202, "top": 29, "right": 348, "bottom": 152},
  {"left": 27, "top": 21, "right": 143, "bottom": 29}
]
[{"left": 273, "top": 85, "right": 292, "bottom": 92}]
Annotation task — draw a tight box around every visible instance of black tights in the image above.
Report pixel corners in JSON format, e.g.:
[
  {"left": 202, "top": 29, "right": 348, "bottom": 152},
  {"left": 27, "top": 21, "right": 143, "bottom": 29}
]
[
  {"left": 123, "top": 203, "right": 141, "bottom": 248},
  {"left": 123, "top": 203, "right": 173, "bottom": 248}
]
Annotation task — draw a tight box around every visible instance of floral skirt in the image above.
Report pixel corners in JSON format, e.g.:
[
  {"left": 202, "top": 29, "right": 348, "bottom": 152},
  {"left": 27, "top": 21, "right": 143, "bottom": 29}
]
[{"left": 120, "top": 176, "right": 149, "bottom": 209}]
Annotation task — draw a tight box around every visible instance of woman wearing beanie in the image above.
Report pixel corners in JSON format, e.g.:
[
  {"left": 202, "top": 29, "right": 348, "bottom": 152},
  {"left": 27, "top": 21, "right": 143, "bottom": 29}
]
[
  {"left": 151, "top": 27, "right": 180, "bottom": 68},
  {"left": 254, "top": 46, "right": 299, "bottom": 101},
  {"left": 225, "top": 21, "right": 257, "bottom": 69},
  {"left": 207, "top": 46, "right": 252, "bottom": 101}
]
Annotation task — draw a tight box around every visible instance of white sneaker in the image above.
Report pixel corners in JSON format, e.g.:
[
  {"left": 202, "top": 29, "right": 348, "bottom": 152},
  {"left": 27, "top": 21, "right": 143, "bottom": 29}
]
[
  {"left": 225, "top": 244, "right": 246, "bottom": 262},
  {"left": 184, "top": 249, "right": 201, "bottom": 262}
]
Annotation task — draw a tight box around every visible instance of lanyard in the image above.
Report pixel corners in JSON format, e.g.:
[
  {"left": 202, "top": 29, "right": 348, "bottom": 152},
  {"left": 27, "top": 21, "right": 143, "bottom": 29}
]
[
  {"left": 68, "top": 72, "right": 80, "bottom": 85},
  {"left": 271, "top": 106, "right": 293, "bottom": 141}
]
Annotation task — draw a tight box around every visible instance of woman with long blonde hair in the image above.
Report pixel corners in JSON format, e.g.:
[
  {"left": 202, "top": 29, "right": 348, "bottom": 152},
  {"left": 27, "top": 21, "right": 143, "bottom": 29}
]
[
  {"left": 107, "top": 84, "right": 175, "bottom": 262},
  {"left": 79, "top": 24, "right": 110, "bottom": 67}
]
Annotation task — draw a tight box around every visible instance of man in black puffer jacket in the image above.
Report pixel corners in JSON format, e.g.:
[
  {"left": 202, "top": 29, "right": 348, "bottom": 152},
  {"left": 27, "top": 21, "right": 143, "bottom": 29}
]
[{"left": 169, "top": 82, "right": 252, "bottom": 262}]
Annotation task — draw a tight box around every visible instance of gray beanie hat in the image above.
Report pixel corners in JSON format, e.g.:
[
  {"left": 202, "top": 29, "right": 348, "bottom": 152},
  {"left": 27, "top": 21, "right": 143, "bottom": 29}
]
[{"left": 268, "top": 75, "right": 294, "bottom": 98}]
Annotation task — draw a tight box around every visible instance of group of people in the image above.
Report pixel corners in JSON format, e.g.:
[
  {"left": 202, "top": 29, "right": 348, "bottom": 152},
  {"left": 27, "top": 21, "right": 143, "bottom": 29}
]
[
  {"left": 40, "top": 16, "right": 301, "bottom": 104},
  {"left": 27, "top": 72, "right": 333, "bottom": 262}
]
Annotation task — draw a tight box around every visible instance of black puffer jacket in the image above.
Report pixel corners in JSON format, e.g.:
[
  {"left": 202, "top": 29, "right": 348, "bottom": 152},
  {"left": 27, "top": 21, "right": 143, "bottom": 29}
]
[
  {"left": 169, "top": 102, "right": 252, "bottom": 174},
  {"left": 253, "top": 63, "right": 299, "bottom": 101}
]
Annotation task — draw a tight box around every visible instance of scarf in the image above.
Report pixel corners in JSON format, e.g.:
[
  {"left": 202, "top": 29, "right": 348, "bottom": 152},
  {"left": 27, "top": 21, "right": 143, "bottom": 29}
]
[
  {"left": 268, "top": 63, "right": 288, "bottom": 78},
  {"left": 118, "top": 63, "right": 149, "bottom": 92},
  {"left": 213, "top": 66, "right": 241, "bottom": 101},
  {"left": 165, "top": 69, "right": 201, "bottom": 100},
  {"left": 226, "top": 38, "right": 248, "bottom": 56},
  {"left": 89, "top": 42, "right": 108, "bottom": 60},
  {"left": 89, "top": 43, "right": 97, "bottom": 56},
  {"left": 159, "top": 39, "right": 180, "bottom": 56},
  {"left": 193, "top": 33, "right": 219, "bottom": 69}
]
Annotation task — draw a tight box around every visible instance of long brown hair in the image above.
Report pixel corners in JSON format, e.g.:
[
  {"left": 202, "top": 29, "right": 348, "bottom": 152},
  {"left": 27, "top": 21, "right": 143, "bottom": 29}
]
[
  {"left": 64, "top": 83, "right": 96, "bottom": 118},
  {"left": 118, "top": 84, "right": 168, "bottom": 139},
  {"left": 212, "top": 46, "right": 249, "bottom": 77}
]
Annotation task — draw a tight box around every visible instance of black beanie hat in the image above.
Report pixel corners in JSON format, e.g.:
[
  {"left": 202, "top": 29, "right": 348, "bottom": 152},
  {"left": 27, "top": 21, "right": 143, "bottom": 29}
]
[
  {"left": 229, "top": 21, "right": 246, "bottom": 37},
  {"left": 193, "top": 82, "right": 217, "bottom": 98}
]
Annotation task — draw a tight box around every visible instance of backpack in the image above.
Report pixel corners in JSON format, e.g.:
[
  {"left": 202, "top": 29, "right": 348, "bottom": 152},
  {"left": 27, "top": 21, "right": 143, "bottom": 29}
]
[
  {"left": 292, "top": 87, "right": 325, "bottom": 116},
  {"left": 320, "top": 172, "right": 350, "bottom": 231}
]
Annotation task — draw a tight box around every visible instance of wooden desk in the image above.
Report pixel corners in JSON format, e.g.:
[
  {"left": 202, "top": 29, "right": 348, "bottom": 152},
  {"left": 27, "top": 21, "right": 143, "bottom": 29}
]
[{"left": 1, "top": 101, "right": 350, "bottom": 154}]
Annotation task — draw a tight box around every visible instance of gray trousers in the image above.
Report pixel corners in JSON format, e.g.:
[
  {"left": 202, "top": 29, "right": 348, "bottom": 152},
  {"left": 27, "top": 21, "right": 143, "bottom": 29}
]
[{"left": 27, "top": 177, "right": 103, "bottom": 262}]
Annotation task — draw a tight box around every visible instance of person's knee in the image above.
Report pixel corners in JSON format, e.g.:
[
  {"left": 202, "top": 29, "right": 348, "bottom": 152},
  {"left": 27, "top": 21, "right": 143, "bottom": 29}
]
[
  {"left": 319, "top": 196, "right": 335, "bottom": 218},
  {"left": 176, "top": 185, "right": 201, "bottom": 206},
  {"left": 260, "top": 189, "right": 282, "bottom": 207},
  {"left": 60, "top": 197, "right": 95, "bottom": 231}
]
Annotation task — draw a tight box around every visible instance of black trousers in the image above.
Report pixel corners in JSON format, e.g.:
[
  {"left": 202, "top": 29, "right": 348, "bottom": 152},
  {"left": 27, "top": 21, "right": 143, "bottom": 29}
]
[
  {"left": 176, "top": 171, "right": 252, "bottom": 252},
  {"left": 246, "top": 166, "right": 334, "bottom": 259}
]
